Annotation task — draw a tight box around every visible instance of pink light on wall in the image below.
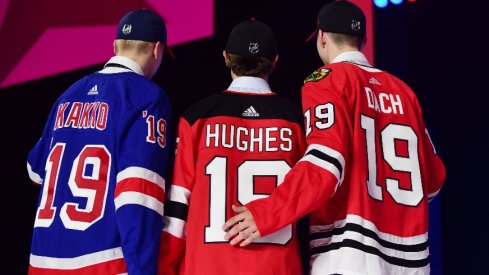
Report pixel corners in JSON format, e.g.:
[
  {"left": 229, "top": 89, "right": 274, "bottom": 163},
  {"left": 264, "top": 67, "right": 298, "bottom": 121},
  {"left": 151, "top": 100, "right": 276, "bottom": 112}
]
[{"left": 0, "top": 0, "right": 214, "bottom": 88}]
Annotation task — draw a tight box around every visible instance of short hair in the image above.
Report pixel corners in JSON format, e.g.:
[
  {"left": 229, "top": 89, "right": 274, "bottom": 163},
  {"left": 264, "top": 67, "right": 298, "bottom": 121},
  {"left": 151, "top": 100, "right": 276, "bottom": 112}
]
[
  {"left": 226, "top": 53, "right": 275, "bottom": 78},
  {"left": 114, "top": 39, "right": 153, "bottom": 55},
  {"left": 327, "top": 32, "right": 365, "bottom": 50}
]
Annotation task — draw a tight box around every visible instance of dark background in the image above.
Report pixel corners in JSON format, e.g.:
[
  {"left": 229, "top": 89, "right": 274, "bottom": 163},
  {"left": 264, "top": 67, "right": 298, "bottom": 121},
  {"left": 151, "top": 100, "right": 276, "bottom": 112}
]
[{"left": 1, "top": 0, "right": 488, "bottom": 274}]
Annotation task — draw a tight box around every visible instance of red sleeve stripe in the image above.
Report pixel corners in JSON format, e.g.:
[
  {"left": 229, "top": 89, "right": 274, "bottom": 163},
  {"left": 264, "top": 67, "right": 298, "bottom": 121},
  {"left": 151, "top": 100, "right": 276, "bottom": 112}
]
[
  {"left": 115, "top": 167, "right": 166, "bottom": 215},
  {"left": 117, "top": 166, "right": 165, "bottom": 190},
  {"left": 115, "top": 167, "right": 165, "bottom": 214},
  {"left": 114, "top": 178, "right": 165, "bottom": 203},
  {"left": 27, "top": 162, "right": 42, "bottom": 185},
  {"left": 29, "top": 247, "right": 126, "bottom": 273}
]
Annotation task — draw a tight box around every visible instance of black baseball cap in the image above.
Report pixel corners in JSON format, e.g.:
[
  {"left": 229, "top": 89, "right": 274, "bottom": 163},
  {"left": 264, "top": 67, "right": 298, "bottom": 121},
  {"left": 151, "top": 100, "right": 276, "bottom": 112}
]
[
  {"left": 117, "top": 9, "right": 167, "bottom": 44},
  {"left": 306, "top": 0, "right": 366, "bottom": 42},
  {"left": 225, "top": 19, "right": 277, "bottom": 58}
]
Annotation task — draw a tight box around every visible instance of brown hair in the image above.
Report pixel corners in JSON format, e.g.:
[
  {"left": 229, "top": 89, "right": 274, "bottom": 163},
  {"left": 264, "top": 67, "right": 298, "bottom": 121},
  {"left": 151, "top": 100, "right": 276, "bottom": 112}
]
[
  {"left": 327, "top": 32, "right": 365, "bottom": 50},
  {"left": 226, "top": 53, "right": 275, "bottom": 78},
  {"left": 115, "top": 39, "right": 153, "bottom": 55}
]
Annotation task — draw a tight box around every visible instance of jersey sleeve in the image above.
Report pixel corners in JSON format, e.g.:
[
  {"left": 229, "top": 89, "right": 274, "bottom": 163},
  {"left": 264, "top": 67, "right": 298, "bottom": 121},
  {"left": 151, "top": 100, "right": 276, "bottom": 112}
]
[
  {"left": 414, "top": 99, "right": 446, "bottom": 201},
  {"left": 158, "top": 117, "right": 194, "bottom": 275},
  {"left": 27, "top": 102, "right": 58, "bottom": 185},
  {"left": 114, "top": 90, "right": 171, "bottom": 275},
  {"left": 246, "top": 72, "right": 350, "bottom": 236}
]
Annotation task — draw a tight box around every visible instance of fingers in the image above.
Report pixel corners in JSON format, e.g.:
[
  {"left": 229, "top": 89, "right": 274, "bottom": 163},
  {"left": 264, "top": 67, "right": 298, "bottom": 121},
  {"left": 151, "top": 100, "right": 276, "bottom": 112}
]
[
  {"left": 237, "top": 226, "right": 258, "bottom": 246},
  {"left": 228, "top": 229, "right": 246, "bottom": 245},
  {"left": 226, "top": 221, "right": 259, "bottom": 246},
  {"left": 222, "top": 205, "right": 260, "bottom": 247},
  {"left": 240, "top": 231, "right": 260, "bottom": 247},
  {"left": 222, "top": 205, "right": 248, "bottom": 232},
  {"left": 232, "top": 204, "right": 247, "bottom": 213},
  {"left": 228, "top": 226, "right": 257, "bottom": 246},
  {"left": 223, "top": 214, "right": 244, "bottom": 234},
  {"left": 223, "top": 217, "right": 248, "bottom": 241}
]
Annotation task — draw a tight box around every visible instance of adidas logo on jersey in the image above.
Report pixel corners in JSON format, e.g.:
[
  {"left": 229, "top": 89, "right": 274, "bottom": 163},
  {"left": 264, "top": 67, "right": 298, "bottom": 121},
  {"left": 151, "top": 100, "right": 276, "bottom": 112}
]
[
  {"left": 242, "top": 106, "right": 259, "bottom": 117},
  {"left": 87, "top": 85, "right": 99, "bottom": 95},
  {"left": 369, "top": 77, "right": 381, "bottom": 85}
]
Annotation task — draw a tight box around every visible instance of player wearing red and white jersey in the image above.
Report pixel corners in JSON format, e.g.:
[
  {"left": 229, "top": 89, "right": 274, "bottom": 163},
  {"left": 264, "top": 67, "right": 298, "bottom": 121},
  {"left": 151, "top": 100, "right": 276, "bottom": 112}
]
[
  {"left": 223, "top": 2, "right": 446, "bottom": 275},
  {"left": 159, "top": 20, "right": 306, "bottom": 275}
]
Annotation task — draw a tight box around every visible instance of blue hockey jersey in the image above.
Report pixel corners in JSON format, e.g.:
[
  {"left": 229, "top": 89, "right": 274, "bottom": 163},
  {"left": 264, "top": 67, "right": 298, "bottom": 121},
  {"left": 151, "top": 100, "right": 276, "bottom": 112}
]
[{"left": 26, "top": 56, "right": 171, "bottom": 275}]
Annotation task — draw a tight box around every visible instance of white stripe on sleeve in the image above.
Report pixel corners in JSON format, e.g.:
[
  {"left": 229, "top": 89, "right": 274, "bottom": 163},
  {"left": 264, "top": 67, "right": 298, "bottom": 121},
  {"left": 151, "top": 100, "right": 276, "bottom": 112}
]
[
  {"left": 114, "top": 192, "right": 164, "bottom": 215},
  {"left": 117, "top": 166, "right": 165, "bottom": 190}
]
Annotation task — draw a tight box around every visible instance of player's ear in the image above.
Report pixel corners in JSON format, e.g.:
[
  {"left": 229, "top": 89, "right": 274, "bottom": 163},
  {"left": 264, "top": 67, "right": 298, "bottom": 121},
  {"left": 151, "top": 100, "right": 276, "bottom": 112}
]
[
  {"left": 153, "top": 41, "right": 163, "bottom": 59},
  {"left": 318, "top": 30, "right": 327, "bottom": 47},
  {"left": 223, "top": 50, "right": 230, "bottom": 66},
  {"left": 113, "top": 40, "right": 117, "bottom": 55}
]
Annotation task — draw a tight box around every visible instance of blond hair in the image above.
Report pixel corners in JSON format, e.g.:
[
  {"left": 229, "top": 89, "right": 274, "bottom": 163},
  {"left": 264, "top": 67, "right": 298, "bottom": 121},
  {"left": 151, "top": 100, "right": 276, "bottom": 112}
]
[{"left": 114, "top": 39, "right": 153, "bottom": 55}]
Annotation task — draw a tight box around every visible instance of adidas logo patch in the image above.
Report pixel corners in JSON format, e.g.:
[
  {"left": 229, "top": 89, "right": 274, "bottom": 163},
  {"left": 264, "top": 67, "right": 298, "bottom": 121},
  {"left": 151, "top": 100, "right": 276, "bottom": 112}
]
[
  {"left": 88, "top": 85, "right": 99, "bottom": 95},
  {"left": 369, "top": 77, "right": 381, "bottom": 85},
  {"left": 242, "top": 106, "right": 259, "bottom": 117}
]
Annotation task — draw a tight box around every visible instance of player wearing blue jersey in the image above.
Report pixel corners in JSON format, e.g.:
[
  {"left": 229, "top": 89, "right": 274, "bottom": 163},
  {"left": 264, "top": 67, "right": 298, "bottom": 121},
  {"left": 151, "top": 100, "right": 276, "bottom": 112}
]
[{"left": 26, "top": 9, "right": 170, "bottom": 275}]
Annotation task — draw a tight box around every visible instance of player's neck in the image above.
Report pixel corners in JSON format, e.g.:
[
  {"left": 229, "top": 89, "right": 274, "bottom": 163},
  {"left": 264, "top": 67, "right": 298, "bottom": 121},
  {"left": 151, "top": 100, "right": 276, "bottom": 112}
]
[
  {"left": 118, "top": 53, "right": 153, "bottom": 78},
  {"left": 230, "top": 71, "right": 269, "bottom": 81},
  {"left": 328, "top": 46, "right": 359, "bottom": 65}
]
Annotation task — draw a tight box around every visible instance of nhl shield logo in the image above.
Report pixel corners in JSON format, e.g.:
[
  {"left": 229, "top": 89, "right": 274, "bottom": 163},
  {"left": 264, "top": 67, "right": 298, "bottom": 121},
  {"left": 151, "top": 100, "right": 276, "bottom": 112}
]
[
  {"left": 249, "top": 42, "right": 259, "bottom": 54},
  {"left": 122, "top": 24, "right": 132, "bottom": 35},
  {"left": 351, "top": 20, "right": 361, "bottom": 32}
]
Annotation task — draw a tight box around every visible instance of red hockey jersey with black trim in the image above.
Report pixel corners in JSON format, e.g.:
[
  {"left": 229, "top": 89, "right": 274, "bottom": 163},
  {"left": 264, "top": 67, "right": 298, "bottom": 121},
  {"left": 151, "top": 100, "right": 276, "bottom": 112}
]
[
  {"left": 246, "top": 52, "right": 446, "bottom": 275},
  {"left": 159, "top": 81, "right": 306, "bottom": 275}
]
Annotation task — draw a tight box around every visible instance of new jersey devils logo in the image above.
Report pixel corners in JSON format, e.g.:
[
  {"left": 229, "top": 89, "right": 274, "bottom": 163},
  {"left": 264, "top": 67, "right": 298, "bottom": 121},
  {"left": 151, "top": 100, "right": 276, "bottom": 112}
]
[{"left": 249, "top": 42, "right": 259, "bottom": 54}]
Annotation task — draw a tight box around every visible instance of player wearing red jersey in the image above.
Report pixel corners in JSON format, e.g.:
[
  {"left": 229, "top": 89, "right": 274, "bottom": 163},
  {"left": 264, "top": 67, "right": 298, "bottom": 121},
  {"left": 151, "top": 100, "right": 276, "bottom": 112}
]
[
  {"left": 223, "top": 1, "right": 446, "bottom": 274},
  {"left": 158, "top": 20, "right": 306, "bottom": 275}
]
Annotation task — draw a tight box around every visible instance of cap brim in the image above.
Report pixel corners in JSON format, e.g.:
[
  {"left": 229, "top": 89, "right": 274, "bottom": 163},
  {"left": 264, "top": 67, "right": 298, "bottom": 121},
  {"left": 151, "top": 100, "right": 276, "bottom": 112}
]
[{"left": 305, "top": 29, "right": 318, "bottom": 43}]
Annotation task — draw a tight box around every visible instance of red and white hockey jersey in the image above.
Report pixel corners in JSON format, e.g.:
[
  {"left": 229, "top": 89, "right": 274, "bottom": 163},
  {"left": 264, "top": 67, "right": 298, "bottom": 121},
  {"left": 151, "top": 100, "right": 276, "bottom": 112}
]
[
  {"left": 159, "top": 77, "right": 306, "bottom": 275},
  {"left": 246, "top": 52, "right": 446, "bottom": 275}
]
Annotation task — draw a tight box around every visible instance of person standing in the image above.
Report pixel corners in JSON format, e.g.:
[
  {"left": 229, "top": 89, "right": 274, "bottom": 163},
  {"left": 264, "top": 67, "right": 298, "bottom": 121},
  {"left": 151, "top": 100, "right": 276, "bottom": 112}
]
[
  {"left": 223, "top": 1, "right": 446, "bottom": 274},
  {"left": 159, "top": 19, "right": 306, "bottom": 275},
  {"left": 26, "top": 9, "right": 171, "bottom": 274}
]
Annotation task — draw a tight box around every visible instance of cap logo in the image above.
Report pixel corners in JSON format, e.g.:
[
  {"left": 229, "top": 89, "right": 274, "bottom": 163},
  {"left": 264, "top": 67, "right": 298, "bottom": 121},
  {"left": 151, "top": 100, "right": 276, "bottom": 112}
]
[
  {"left": 249, "top": 42, "right": 259, "bottom": 54},
  {"left": 122, "top": 24, "right": 132, "bottom": 35},
  {"left": 351, "top": 20, "right": 361, "bottom": 32}
]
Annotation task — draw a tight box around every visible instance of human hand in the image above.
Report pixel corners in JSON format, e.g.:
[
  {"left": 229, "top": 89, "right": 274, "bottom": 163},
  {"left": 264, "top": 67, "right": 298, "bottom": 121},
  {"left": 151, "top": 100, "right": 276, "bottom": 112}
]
[{"left": 222, "top": 205, "right": 261, "bottom": 247}]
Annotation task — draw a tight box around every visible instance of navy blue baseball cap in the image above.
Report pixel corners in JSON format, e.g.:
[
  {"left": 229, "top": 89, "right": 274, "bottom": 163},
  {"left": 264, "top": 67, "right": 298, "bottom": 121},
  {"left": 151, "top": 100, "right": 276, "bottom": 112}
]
[{"left": 117, "top": 9, "right": 167, "bottom": 44}]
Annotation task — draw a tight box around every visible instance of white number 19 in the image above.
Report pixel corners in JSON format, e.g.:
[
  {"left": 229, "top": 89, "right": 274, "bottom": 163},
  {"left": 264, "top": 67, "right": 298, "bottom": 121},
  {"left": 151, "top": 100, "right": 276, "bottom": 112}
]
[
  {"left": 361, "top": 115, "right": 423, "bottom": 206},
  {"left": 205, "top": 157, "right": 292, "bottom": 244}
]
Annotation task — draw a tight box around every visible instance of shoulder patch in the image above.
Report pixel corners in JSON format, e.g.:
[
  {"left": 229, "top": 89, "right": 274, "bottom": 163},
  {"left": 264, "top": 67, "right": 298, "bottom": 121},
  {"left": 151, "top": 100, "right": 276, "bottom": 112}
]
[{"left": 304, "top": 68, "right": 332, "bottom": 84}]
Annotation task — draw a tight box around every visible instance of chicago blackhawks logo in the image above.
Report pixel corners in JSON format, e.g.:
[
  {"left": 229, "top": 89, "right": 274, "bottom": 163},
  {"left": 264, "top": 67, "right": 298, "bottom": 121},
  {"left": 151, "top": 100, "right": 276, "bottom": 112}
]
[{"left": 304, "top": 68, "right": 332, "bottom": 84}]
